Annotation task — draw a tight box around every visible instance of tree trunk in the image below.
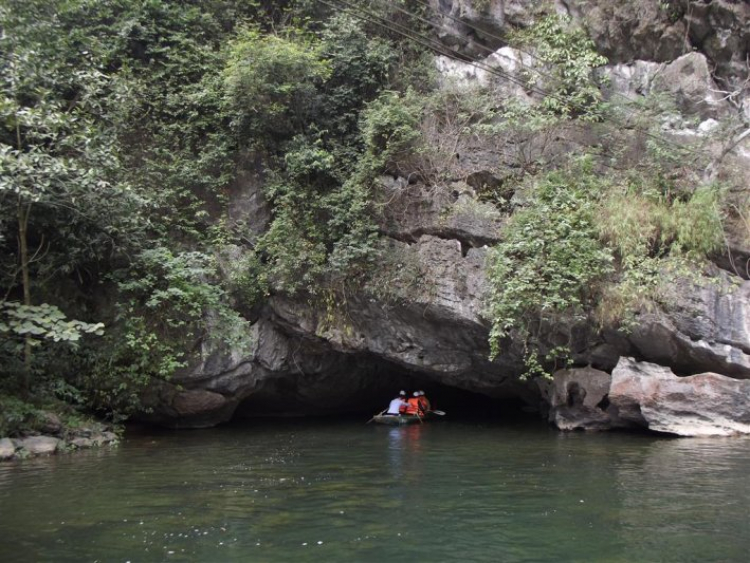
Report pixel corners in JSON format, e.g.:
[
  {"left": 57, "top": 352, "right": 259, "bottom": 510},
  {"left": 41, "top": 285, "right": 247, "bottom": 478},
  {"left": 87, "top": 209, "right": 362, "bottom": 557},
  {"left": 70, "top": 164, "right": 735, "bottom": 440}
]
[{"left": 17, "top": 198, "right": 32, "bottom": 395}]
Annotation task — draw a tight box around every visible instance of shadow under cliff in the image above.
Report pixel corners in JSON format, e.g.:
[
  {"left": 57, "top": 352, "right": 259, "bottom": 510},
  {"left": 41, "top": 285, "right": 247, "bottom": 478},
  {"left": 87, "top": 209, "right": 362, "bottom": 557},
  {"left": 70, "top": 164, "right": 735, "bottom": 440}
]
[{"left": 233, "top": 367, "right": 533, "bottom": 422}]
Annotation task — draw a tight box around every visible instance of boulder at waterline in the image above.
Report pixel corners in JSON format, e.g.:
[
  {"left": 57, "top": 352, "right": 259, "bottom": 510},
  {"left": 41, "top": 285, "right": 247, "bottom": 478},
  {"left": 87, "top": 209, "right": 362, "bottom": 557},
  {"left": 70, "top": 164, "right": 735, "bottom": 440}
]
[
  {"left": 546, "top": 366, "right": 614, "bottom": 431},
  {"left": 610, "top": 357, "right": 750, "bottom": 437},
  {"left": 13, "top": 436, "right": 61, "bottom": 456},
  {"left": 140, "top": 385, "right": 238, "bottom": 429},
  {"left": 0, "top": 438, "right": 15, "bottom": 460}
]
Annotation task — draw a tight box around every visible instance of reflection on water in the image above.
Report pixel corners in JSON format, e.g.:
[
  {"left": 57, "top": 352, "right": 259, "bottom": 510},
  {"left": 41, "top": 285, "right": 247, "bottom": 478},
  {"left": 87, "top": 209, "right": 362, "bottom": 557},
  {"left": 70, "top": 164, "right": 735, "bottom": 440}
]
[
  {"left": 387, "top": 425, "right": 424, "bottom": 483},
  {"left": 1, "top": 419, "right": 750, "bottom": 562},
  {"left": 387, "top": 427, "right": 404, "bottom": 480}
]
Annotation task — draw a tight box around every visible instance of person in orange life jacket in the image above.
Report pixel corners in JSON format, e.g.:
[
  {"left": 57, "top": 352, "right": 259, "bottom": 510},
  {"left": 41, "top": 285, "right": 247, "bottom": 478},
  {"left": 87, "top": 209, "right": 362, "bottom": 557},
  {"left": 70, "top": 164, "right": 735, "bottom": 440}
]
[
  {"left": 387, "top": 391, "right": 408, "bottom": 415},
  {"left": 398, "top": 400, "right": 408, "bottom": 414},
  {"left": 405, "top": 391, "right": 421, "bottom": 415},
  {"left": 417, "top": 390, "right": 431, "bottom": 413}
]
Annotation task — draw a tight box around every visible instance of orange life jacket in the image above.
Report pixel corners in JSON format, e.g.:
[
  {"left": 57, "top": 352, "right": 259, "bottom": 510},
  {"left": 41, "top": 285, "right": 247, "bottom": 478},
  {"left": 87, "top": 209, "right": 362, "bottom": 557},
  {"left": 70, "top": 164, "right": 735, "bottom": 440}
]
[
  {"left": 418, "top": 396, "right": 431, "bottom": 412},
  {"left": 406, "top": 397, "right": 421, "bottom": 415}
]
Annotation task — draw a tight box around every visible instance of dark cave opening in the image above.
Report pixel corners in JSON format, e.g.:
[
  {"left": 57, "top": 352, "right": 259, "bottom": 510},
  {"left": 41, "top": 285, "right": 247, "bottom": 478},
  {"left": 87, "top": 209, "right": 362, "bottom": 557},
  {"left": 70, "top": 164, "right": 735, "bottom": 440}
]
[
  {"left": 234, "top": 364, "right": 535, "bottom": 422},
  {"left": 385, "top": 382, "right": 532, "bottom": 420}
]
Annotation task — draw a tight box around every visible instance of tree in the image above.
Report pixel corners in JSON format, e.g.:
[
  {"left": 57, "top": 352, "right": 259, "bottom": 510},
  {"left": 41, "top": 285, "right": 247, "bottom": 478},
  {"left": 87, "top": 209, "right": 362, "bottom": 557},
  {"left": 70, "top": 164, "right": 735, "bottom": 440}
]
[{"left": 0, "top": 0, "right": 140, "bottom": 394}]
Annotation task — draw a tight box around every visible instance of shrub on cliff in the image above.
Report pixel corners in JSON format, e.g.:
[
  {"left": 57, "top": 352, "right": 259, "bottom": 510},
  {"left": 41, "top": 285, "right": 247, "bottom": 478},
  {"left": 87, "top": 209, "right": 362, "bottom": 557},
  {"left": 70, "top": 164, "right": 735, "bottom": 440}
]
[
  {"left": 485, "top": 156, "right": 726, "bottom": 378},
  {"left": 224, "top": 14, "right": 420, "bottom": 294},
  {"left": 486, "top": 161, "right": 614, "bottom": 377},
  {"left": 511, "top": 15, "right": 608, "bottom": 121}
]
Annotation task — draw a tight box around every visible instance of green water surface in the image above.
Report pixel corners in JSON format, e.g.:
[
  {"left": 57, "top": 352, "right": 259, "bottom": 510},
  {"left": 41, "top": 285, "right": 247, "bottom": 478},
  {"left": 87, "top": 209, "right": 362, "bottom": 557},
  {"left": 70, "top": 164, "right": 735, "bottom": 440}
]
[{"left": 1, "top": 418, "right": 749, "bottom": 562}]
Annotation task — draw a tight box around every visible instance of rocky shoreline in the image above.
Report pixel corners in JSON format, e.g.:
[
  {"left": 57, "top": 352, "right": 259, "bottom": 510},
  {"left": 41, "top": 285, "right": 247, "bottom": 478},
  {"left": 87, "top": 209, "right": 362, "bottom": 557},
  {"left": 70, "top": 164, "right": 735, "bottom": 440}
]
[
  {"left": 0, "top": 423, "right": 119, "bottom": 462},
  {"left": 545, "top": 357, "right": 750, "bottom": 437}
]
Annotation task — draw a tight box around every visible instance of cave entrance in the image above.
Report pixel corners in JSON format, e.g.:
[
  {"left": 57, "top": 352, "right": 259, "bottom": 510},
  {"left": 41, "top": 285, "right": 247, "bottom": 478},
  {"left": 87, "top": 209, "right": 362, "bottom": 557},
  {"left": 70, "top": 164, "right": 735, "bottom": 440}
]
[
  {"left": 234, "top": 364, "right": 533, "bottom": 422},
  {"left": 418, "top": 385, "right": 530, "bottom": 420}
]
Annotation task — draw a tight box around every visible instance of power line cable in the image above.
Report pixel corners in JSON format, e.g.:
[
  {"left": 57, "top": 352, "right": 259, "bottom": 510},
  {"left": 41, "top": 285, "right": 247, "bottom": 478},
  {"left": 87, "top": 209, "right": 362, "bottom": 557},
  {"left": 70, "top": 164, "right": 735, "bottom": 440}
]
[
  {"left": 318, "top": 0, "right": 716, "bottom": 159},
  {"left": 369, "top": 0, "right": 652, "bottom": 111},
  {"left": 366, "top": 0, "right": 617, "bottom": 112},
  {"left": 331, "top": 0, "right": 646, "bottom": 115},
  {"left": 388, "top": 0, "right": 690, "bottom": 113},
  {"left": 323, "top": 0, "right": 580, "bottom": 101},
  {"left": 405, "top": 1, "right": 627, "bottom": 90}
]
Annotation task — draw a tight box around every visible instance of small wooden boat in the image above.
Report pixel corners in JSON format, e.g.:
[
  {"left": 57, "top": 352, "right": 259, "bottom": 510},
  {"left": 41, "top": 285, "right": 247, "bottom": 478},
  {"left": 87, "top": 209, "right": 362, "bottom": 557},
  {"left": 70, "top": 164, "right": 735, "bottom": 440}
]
[{"left": 371, "top": 413, "right": 427, "bottom": 425}]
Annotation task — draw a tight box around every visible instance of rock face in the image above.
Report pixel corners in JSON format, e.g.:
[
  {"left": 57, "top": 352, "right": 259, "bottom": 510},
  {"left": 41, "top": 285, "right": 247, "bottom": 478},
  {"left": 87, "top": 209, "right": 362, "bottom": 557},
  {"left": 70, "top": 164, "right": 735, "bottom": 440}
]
[
  {"left": 430, "top": 0, "right": 508, "bottom": 56},
  {"left": 134, "top": 0, "right": 750, "bottom": 435},
  {"left": 565, "top": 0, "right": 690, "bottom": 65},
  {"left": 439, "top": 0, "right": 750, "bottom": 88},
  {"left": 543, "top": 358, "right": 750, "bottom": 436},
  {"left": 604, "top": 53, "right": 732, "bottom": 121},
  {"left": 680, "top": 0, "right": 750, "bottom": 89},
  {"left": 141, "top": 384, "right": 240, "bottom": 429},
  {"left": 628, "top": 274, "right": 750, "bottom": 380},
  {"left": 141, "top": 233, "right": 533, "bottom": 426},
  {"left": 651, "top": 53, "right": 732, "bottom": 119},
  {"left": 610, "top": 358, "right": 750, "bottom": 436},
  {"left": 435, "top": 46, "right": 536, "bottom": 101},
  {"left": 376, "top": 178, "right": 505, "bottom": 247},
  {"left": 227, "top": 156, "right": 271, "bottom": 244},
  {"left": 545, "top": 366, "right": 614, "bottom": 431}
]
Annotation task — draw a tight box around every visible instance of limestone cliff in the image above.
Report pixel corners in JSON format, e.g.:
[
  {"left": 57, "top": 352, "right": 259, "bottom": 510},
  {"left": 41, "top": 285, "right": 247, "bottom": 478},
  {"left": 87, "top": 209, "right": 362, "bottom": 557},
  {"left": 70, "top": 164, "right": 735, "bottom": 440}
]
[{"left": 143, "top": 0, "right": 750, "bottom": 437}]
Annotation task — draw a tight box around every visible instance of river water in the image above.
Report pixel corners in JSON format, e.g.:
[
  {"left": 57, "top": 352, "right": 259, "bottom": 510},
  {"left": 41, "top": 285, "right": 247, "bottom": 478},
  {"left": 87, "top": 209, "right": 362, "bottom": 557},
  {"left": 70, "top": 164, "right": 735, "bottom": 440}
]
[{"left": 1, "top": 416, "right": 749, "bottom": 562}]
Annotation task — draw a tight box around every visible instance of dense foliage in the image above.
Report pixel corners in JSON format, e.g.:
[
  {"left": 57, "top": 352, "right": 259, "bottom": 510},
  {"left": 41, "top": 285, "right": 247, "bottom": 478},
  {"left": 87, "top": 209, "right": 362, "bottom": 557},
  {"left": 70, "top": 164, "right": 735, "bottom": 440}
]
[
  {"left": 511, "top": 15, "right": 608, "bottom": 120},
  {"left": 486, "top": 162, "right": 615, "bottom": 375},
  {"left": 0, "top": 0, "right": 433, "bottom": 431},
  {"left": 486, "top": 157, "right": 724, "bottom": 378},
  {"left": 0, "top": 0, "right": 732, "bottom": 433}
]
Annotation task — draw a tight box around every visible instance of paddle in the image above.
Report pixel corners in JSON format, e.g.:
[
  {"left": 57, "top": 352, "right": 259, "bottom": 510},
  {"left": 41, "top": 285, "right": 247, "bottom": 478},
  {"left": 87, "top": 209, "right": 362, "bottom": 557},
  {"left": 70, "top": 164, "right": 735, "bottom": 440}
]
[
  {"left": 429, "top": 410, "right": 446, "bottom": 416},
  {"left": 366, "top": 409, "right": 386, "bottom": 424}
]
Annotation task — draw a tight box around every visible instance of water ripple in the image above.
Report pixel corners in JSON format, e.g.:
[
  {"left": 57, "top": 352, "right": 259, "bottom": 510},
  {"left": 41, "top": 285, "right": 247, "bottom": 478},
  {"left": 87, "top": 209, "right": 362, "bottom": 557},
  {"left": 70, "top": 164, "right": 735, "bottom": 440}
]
[{"left": 1, "top": 421, "right": 750, "bottom": 562}]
